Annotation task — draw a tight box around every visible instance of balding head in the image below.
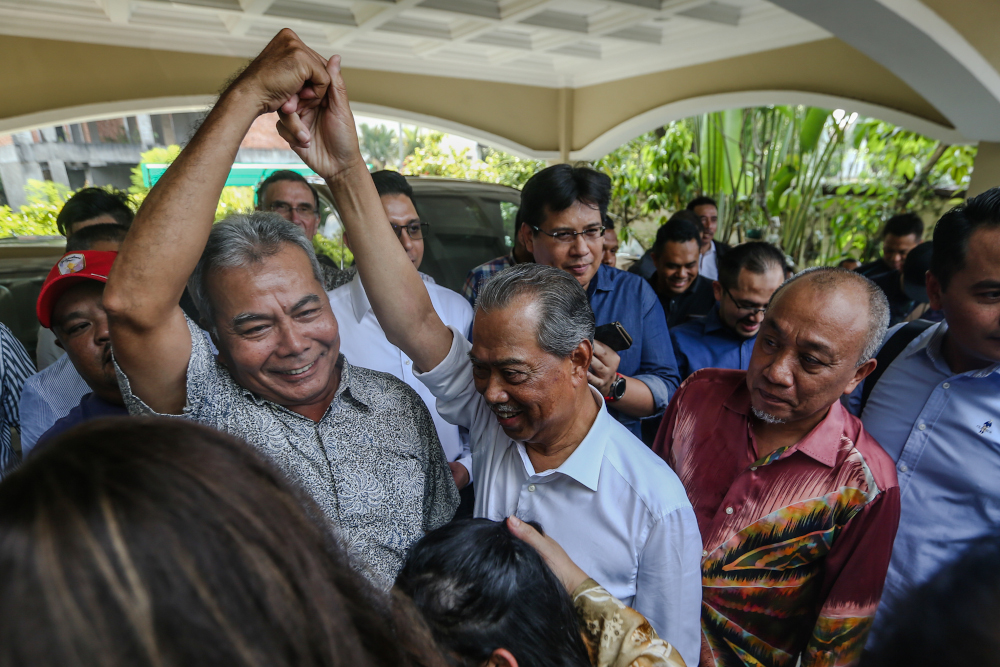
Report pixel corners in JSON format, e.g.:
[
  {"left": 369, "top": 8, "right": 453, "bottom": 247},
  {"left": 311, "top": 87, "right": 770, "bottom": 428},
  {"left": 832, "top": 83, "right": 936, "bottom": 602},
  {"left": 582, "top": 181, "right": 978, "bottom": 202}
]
[
  {"left": 746, "top": 267, "right": 886, "bottom": 427},
  {"left": 770, "top": 267, "right": 889, "bottom": 365}
]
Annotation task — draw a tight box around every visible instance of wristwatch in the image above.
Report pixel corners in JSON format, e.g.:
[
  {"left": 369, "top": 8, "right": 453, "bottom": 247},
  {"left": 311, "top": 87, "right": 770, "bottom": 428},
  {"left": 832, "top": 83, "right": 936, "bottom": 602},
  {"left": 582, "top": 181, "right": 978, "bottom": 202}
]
[{"left": 605, "top": 373, "right": 626, "bottom": 402}]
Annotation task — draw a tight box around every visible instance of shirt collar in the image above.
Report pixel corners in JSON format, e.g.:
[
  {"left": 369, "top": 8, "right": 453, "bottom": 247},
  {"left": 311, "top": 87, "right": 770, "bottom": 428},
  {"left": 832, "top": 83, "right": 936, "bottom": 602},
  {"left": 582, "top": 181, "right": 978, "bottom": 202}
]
[
  {"left": 348, "top": 271, "right": 370, "bottom": 323},
  {"left": 701, "top": 303, "right": 726, "bottom": 333},
  {"left": 518, "top": 386, "right": 608, "bottom": 491},
  {"left": 919, "top": 321, "right": 1000, "bottom": 378},
  {"left": 722, "top": 376, "right": 842, "bottom": 468},
  {"left": 587, "top": 263, "right": 615, "bottom": 296}
]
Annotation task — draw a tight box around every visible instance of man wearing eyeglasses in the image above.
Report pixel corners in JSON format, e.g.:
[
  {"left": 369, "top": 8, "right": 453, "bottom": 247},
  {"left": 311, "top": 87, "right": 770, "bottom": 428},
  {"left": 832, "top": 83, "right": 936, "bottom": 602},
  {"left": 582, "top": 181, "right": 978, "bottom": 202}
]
[
  {"left": 522, "top": 164, "right": 680, "bottom": 441},
  {"left": 671, "top": 242, "right": 786, "bottom": 379},
  {"left": 256, "top": 169, "right": 355, "bottom": 290},
  {"left": 328, "top": 170, "right": 475, "bottom": 496}
]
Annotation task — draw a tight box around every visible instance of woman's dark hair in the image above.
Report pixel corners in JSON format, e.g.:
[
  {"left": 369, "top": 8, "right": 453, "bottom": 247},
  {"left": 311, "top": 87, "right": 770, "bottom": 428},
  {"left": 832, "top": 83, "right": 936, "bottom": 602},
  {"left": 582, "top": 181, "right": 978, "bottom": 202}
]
[
  {"left": 56, "top": 188, "right": 134, "bottom": 236},
  {"left": 395, "top": 519, "right": 591, "bottom": 667},
  {"left": 652, "top": 210, "right": 703, "bottom": 254},
  {"left": 0, "top": 417, "right": 445, "bottom": 667},
  {"left": 520, "top": 164, "right": 611, "bottom": 232},
  {"left": 931, "top": 187, "right": 1000, "bottom": 290},
  {"left": 863, "top": 533, "right": 1000, "bottom": 667}
]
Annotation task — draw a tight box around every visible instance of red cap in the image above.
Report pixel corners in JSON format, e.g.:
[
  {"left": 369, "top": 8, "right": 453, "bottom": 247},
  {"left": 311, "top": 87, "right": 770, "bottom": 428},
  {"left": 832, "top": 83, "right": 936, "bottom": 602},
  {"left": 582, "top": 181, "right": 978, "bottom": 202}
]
[{"left": 36, "top": 251, "right": 117, "bottom": 329}]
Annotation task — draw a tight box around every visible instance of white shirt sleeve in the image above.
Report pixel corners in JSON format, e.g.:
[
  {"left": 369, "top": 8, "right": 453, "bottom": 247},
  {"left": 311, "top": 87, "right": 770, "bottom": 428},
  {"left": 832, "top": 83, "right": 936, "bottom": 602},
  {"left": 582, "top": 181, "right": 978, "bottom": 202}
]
[
  {"left": 413, "top": 325, "right": 486, "bottom": 435},
  {"left": 632, "top": 504, "right": 704, "bottom": 667}
]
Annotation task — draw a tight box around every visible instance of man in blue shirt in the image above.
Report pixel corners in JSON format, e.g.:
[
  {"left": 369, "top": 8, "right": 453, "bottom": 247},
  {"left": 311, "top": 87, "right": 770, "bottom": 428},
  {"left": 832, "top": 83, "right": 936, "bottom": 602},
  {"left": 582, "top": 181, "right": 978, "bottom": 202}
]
[
  {"left": 848, "top": 188, "right": 1000, "bottom": 647},
  {"left": 522, "top": 164, "right": 679, "bottom": 439},
  {"left": 672, "top": 242, "right": 785, "bottom": 379}
]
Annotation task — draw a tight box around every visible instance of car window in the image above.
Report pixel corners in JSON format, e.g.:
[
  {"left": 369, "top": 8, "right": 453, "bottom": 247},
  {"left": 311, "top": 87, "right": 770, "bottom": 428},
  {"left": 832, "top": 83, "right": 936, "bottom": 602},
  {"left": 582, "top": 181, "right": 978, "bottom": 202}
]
[{"left": 413, "top": 194, "right": 517, "bottom": 293}]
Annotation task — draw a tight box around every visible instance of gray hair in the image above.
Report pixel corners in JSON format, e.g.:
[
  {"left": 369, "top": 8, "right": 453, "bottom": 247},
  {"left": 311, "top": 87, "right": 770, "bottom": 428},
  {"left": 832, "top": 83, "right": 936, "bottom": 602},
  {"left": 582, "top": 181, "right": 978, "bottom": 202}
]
[
  {"left": 187, "top": 212, "right": 323, "bottom": 331},
  {"left": 770, "top": 266, "right": 889, "bottom": 366},
  {"left": 476, "top": 263, "right": 595, "bottom": 358}
]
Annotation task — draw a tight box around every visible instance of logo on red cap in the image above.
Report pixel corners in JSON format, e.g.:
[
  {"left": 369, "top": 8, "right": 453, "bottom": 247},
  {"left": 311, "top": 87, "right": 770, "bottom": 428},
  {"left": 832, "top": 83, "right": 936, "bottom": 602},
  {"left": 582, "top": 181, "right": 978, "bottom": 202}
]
[{"left": 57, "top": 253, "right": 86, "bottom": 276}]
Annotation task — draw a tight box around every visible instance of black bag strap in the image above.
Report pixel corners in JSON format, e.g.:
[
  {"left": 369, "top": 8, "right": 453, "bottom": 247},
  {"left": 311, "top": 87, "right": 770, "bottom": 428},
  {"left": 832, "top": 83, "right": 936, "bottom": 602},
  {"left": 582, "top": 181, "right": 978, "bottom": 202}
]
[{"left": 859, "top": 319, "right": 935, "bottom": 414}]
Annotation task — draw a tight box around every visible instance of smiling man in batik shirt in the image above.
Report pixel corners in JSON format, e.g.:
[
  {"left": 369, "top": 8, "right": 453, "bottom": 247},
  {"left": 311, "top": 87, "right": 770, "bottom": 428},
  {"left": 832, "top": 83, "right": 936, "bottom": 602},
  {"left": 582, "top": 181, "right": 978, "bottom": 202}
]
[{"left": 654, "top": 267, "right": 901, "bottom": 667}]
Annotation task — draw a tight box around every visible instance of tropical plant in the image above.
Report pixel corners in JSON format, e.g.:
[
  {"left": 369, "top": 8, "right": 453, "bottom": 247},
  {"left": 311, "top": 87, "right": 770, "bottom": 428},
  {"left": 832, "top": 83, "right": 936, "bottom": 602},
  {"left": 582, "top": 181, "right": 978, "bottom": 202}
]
[
  {"left": 358, "top": 123, "right": 398, "bottom": 170},
  {"left": 402, "top": 132, "right": 544, "bottom": 188},
  {"left": 0, "top": 180, "right": 74, "bottom": 237}
]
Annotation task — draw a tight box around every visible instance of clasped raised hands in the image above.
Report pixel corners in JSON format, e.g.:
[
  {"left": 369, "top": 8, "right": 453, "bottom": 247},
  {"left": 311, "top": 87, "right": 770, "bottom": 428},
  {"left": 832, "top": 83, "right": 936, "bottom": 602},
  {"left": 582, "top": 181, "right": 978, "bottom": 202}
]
[{"left": 234, "top": 28, "right": 366, "bottom": 183}]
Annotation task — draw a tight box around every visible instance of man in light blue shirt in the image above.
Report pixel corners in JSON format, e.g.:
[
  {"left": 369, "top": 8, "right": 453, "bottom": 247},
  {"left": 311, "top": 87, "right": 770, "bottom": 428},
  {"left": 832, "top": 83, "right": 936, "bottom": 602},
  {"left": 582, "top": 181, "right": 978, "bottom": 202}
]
[
  {"left": 849, "top": 188, "right": 1000, "bottom": 646},
  {"left": 672, "top": 242, "right": 785, "bottom": 379}
]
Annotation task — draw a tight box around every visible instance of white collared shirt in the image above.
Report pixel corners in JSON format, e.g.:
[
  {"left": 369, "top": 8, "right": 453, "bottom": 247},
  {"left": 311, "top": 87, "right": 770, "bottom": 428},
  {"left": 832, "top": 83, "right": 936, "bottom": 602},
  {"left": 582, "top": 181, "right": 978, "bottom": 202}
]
[
  {"left": 699, "top": 241, "right": 719, "bottom": 280},
  {"left": 329, "top": 273, "right": 474, "bottom": 476},
  {"left": 415, "top": 326, "right": 703, "bottom": 667}
]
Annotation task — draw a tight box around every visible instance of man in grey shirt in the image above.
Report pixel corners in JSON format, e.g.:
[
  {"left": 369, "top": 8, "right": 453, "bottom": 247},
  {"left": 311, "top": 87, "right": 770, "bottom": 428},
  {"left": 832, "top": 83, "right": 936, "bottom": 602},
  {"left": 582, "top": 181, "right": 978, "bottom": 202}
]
[{"left": 104, "top": 31, "right": 458, "bottom": 588}]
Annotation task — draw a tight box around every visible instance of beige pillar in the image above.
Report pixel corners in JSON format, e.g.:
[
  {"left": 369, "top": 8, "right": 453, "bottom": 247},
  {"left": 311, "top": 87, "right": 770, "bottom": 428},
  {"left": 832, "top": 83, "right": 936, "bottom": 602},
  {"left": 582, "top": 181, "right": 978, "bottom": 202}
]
[
  {"left": 968, "top": 141, "right": 1000, "bottom": 198},
  {"left": 555, "top": 87, "right": 574, "bottom": 164}
]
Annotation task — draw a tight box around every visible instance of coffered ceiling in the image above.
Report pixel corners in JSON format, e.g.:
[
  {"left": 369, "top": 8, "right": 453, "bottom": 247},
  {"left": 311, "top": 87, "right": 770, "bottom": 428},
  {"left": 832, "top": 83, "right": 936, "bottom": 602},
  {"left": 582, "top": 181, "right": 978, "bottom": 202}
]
[{"left": 0, "top": 0, "right": 828, "bottom": 86}]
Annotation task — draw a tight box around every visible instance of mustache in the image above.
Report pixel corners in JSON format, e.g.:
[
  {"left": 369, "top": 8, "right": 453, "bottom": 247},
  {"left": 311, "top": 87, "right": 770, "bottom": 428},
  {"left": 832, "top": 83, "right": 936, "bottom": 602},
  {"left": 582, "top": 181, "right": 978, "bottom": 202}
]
[{"left": 490, "top": 402, "right": 521, "bottom": 417}]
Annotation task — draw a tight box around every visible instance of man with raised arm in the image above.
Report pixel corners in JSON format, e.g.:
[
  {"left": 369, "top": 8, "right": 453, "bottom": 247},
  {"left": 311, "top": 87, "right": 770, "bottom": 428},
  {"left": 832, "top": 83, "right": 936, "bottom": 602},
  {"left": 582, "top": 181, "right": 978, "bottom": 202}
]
[
  {"left": 103, "top": 31, "right": 458, "bottom": 589},
  {"left": 272, "top": 39, "right": 703, "bottom": 665}
]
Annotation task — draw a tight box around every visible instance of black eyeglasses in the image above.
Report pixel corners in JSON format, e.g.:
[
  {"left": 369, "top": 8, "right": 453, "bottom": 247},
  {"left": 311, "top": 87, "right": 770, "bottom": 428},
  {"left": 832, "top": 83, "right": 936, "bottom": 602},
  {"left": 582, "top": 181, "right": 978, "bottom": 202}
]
[
  {"left": 268, "top": 202, "right": 318, "bottom": 218},
  {"left": 391, "top": 222, "right": 429, "bottom": 240},
  {"left": 722, "top": 285, "right": 768, "bottom": 315},
  {"left": 529, "top": 224, "right": 605, "bottom": 243}
]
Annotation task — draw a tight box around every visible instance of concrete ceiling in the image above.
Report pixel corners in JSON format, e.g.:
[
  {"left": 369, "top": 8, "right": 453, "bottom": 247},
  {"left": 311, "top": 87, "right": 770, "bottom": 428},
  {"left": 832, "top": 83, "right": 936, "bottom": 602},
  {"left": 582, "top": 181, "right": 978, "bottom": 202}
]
[
  {"left": 0, "top": 0, "right": 998, "bottom": 160},
  {"left": 0, "top": 0, "right": 828, "bottom": 87}
]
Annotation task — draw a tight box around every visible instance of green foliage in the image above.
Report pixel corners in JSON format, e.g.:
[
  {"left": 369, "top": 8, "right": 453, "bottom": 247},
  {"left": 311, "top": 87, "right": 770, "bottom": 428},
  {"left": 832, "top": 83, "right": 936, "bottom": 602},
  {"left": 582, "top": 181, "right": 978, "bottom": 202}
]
[
  {"left": 358, "top": 124, "right": 398, "bottom": 170},
  {"left": 594, "top": 123, "right": 700, "bottom": 240},
  {"left": 313, "top": 234, "right": 354, "bottom": 267},
  {"left": 0, "top": 180, "right": 74, "bottom": 237},
  {"left": 402, "top": 132, "right": 544, "bottom": 188}
]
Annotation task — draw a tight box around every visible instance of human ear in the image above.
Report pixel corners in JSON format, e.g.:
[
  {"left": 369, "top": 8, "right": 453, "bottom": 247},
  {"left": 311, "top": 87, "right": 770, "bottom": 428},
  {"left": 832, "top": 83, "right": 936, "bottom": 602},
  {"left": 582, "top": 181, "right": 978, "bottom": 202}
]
[
  {"left": 712, "top": 281, "right": 723, "bottom": 302},
  {"left": 844, "top": 357, "right": 878, "bottom": 394},
  {"left": 569, "top": 339, "right": 593, "bottom": 385},
  {"left": 926, "top": 271, "right": 943, "bottom": 311},
  {"left": 485, "top": 648, "right": 519, "bottom": 667}
]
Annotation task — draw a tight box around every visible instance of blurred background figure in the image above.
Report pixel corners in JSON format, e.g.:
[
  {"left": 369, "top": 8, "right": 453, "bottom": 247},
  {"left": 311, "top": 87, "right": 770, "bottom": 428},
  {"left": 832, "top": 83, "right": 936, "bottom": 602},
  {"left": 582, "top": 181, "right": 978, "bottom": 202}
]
[
  {"left": 602, "top": 215, "right": 619, "bottom": 268},
  {"left": 0, "top": 417, "right": 445, "bottom": 667},
  {"left": 898, "top": 241, "right": 941, "bottom": 322},
  {"left": 839, "top": 258, "right": 861, "bottom": 271}
]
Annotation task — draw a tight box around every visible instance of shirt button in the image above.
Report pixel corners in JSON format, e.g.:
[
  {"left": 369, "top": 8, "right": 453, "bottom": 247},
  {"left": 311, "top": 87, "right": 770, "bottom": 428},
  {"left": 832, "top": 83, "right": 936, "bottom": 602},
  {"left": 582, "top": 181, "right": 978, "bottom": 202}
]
[
  {"left": 942, "top": 382, "right": 950, "bottom": 389},
  {"left": 702, "top": 550, "right": 708, "bottom": 557},
  {"left": 899, "top": 464, "right": 909, "bottom": 473},
  {"left": 725, "top": 506, "right": 734, "bottom": 515},
  {"left": 918, "top": 423, "right": 927, "bottom": 431},
  {"left": 750, "top": 466, "right": 757, "bottom": 472},
  {"left": 404, "top": 360, "right": 411, "bottom": 366},
  {"left": 527, "top": 484, "right": 536, "bottom": 492}
]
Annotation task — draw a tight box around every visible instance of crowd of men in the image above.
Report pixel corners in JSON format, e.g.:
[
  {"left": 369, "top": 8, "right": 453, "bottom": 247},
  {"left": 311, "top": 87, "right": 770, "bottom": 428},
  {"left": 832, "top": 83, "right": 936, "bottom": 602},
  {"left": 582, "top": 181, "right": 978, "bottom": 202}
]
[{"left": 0, "top": 29, "right": 998, "bottom": 667}]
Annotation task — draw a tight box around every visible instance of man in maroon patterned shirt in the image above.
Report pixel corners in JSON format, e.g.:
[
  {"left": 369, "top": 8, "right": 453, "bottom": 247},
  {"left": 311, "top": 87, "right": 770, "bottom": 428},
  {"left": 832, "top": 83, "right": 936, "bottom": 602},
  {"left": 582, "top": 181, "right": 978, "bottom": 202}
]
[{"left": 654, "top": 267, "right": 901, "bottom": 667}]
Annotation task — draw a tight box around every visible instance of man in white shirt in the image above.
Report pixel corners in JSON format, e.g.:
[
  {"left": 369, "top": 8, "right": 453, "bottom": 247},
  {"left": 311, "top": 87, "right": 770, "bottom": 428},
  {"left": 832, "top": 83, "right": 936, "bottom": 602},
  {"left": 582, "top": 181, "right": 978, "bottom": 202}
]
[
  {"left": 274, "top": 59, "right": 703, "bottom": 665},
  {"left": 329, "top": 170, "right": 474, "bottom": 491},
  {"left": 688, "top": 196, "right": 730, "bottom": 281}
]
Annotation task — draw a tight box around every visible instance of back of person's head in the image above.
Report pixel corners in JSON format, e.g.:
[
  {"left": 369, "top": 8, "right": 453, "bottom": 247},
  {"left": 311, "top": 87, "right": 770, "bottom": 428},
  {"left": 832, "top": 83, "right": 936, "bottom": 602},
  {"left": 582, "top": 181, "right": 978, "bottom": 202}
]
[
  {"left": 603, "top": 213, "right": 615, "bottom": 231},
  {"left": 883, "top": 212, "right": 924, "bottom": 240},
  {"left": 686, "top": 195, "right": 718, "bottom": 211},
  {"left": 56, "top": 188, "right": 134, "bottom": 236},
  {"left": 395, "top": 519, "right": 590, "bottom": 667},
  {"left": 256, "top": 169, "right": 320, "bottom": 209},
  {"left": 931, "top": 188, "right": 1000, "bottom": 290},
  {"left": 476, "top": 263, "right": 594, "bottom": 358},
  {"left": 0, "top": 417, "right": 443, "bottom": 667},
  {"left": 65, "top": 223, "right": 129, "bottom": 252},
  {"left": 519, "top": 165, "right": 611, "bottom": 230},
  {"left": 652, "top": 210, "right": 703, "bottom": 254},
  {"left": 902, "top": 241, "right": 934, "bottom": 303},
  {"left": 188, "top": 212, "right": 324, "bottom": 330},
  {"left": 863, "top": 533, "right": 1000, "bottom": 667},
  {"left": 371, "top": 170, "right": 414, "bottom": 202},
  {"left": 717, "top": 241, "right": 786, "bottom": 291}
]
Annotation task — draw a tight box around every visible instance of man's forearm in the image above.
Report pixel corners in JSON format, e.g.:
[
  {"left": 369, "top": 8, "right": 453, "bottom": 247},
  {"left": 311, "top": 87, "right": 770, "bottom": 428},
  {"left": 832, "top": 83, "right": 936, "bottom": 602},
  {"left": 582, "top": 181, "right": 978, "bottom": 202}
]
[
  {"left": 105, "top": 87, "right": 260, "bottom": 326},
  {"left": 325, "top": 166, "right": 451, "bottom": 372},
  {"left": 612, "top": 377, "right": 655, "bottom": 417}
]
